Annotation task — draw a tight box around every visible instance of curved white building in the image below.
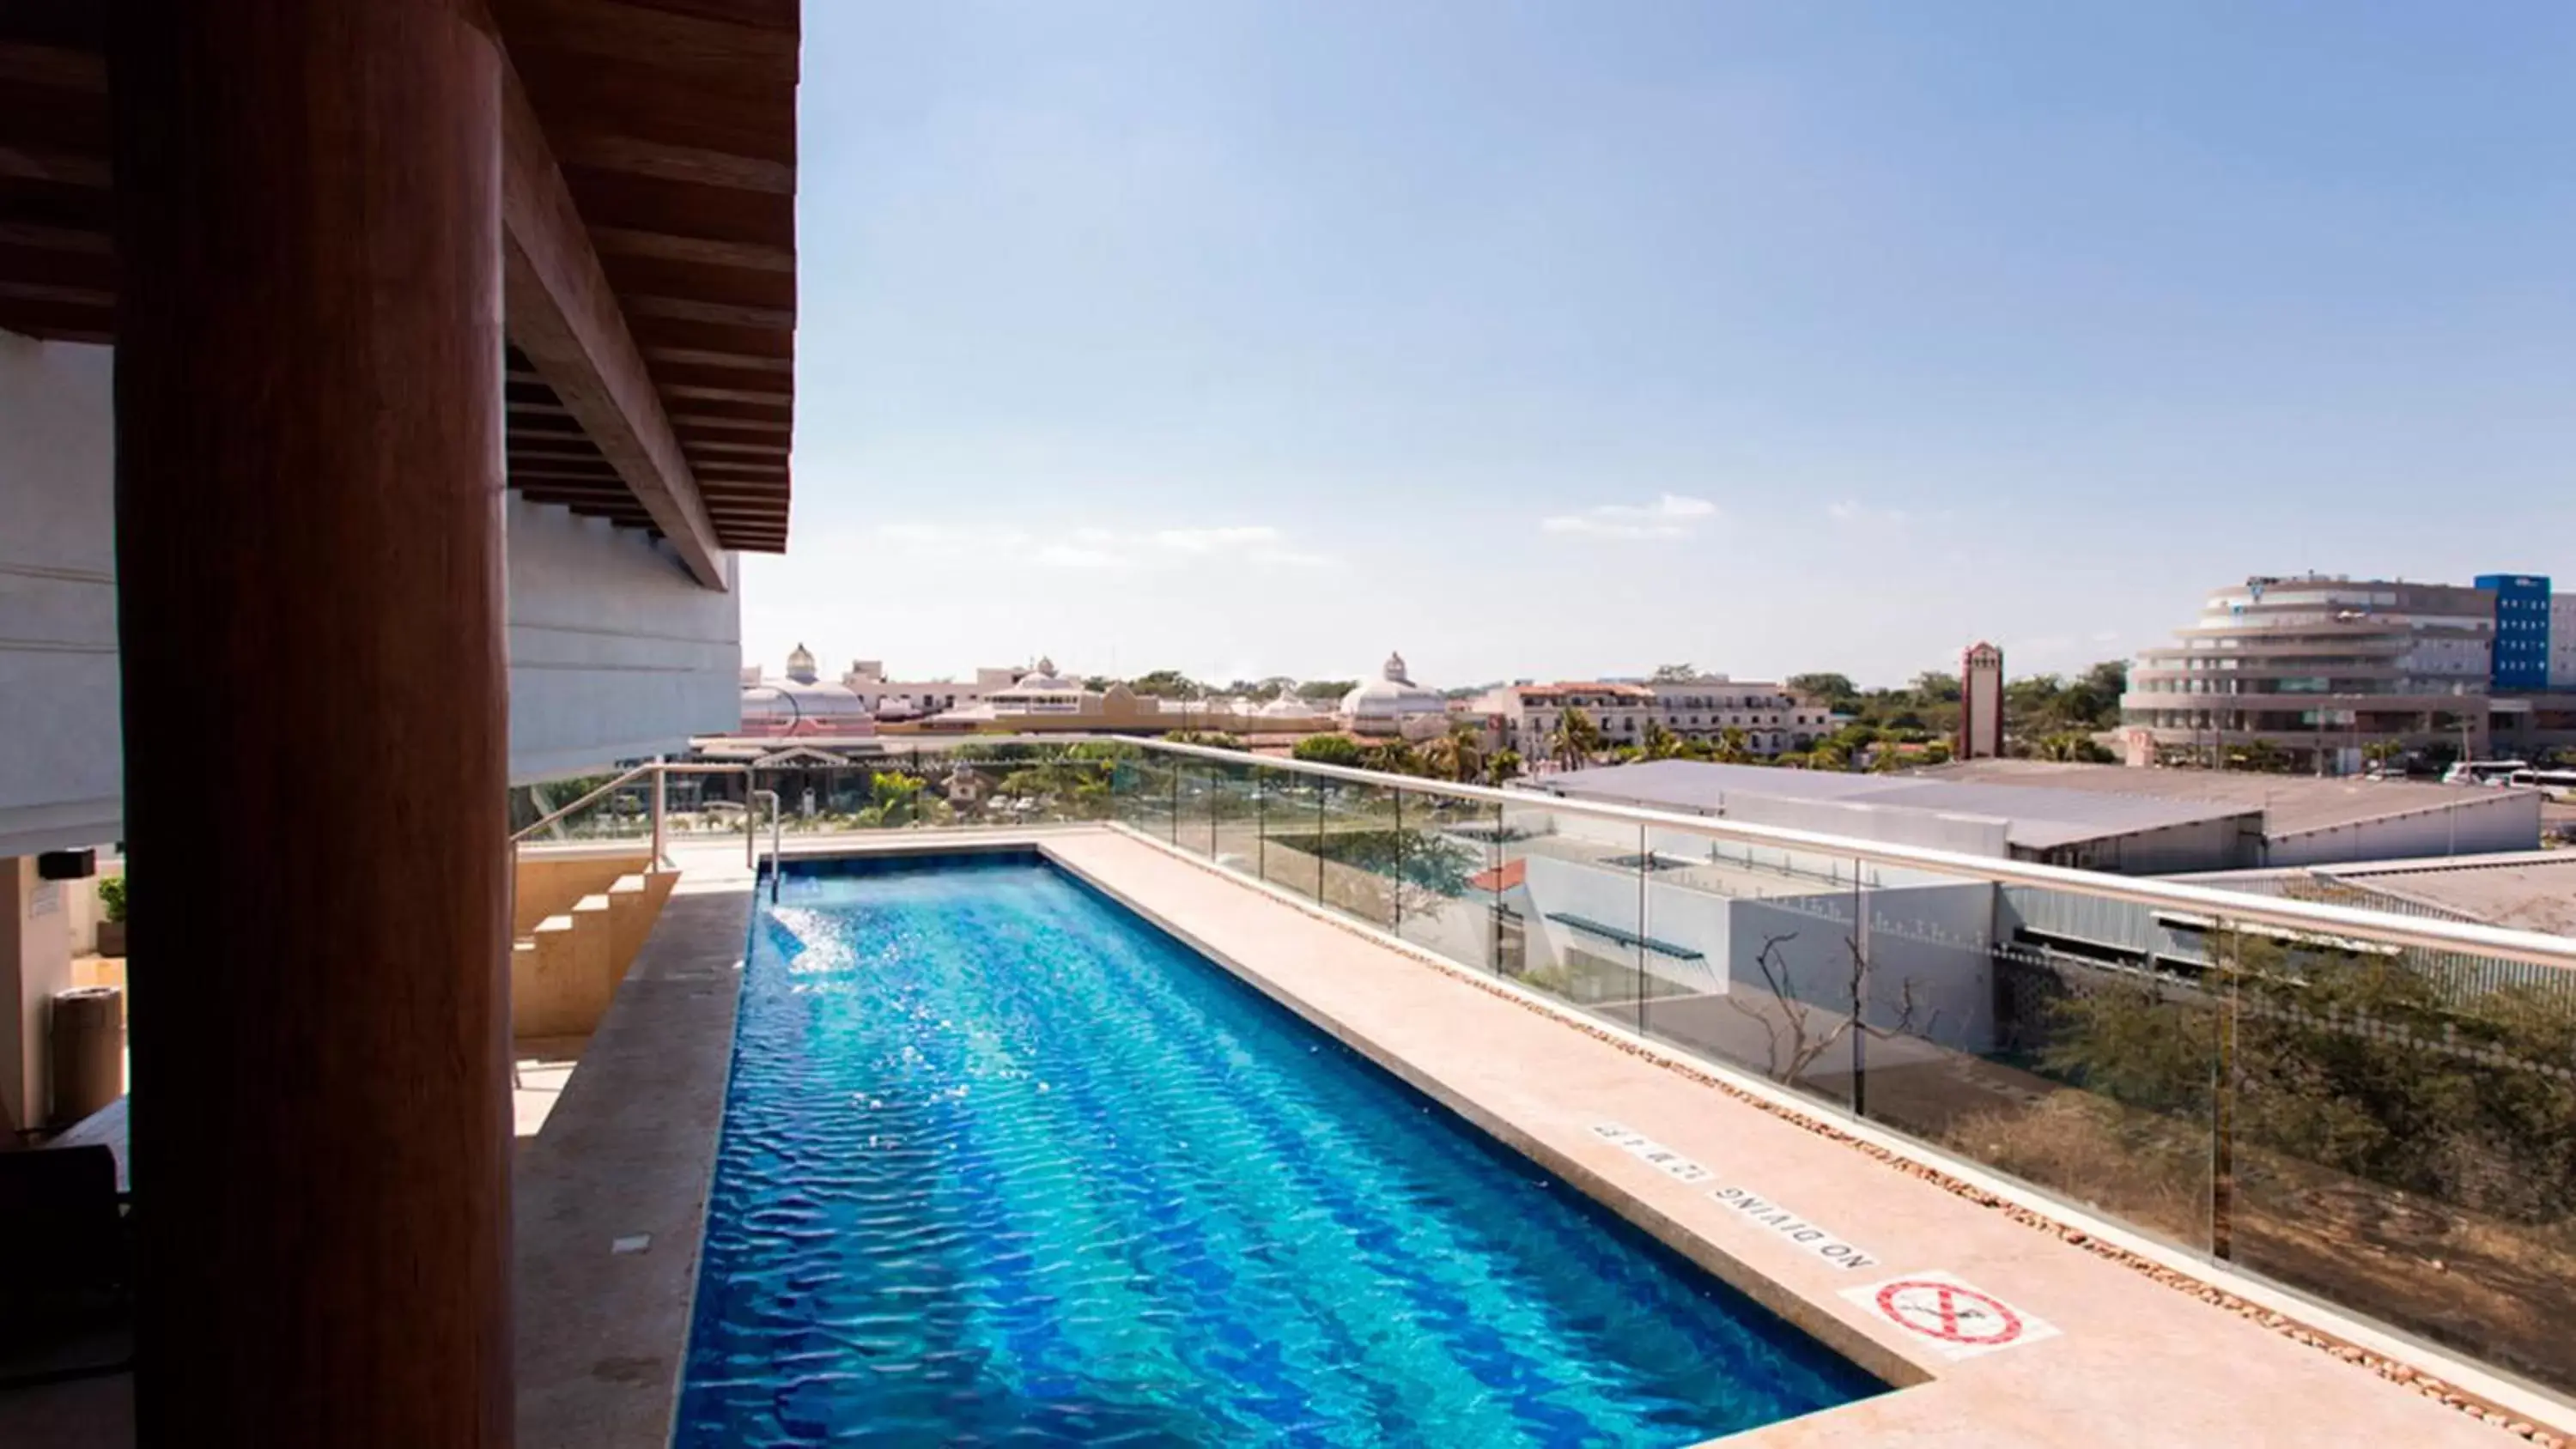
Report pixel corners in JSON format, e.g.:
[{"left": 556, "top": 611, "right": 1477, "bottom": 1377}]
[
  {"left": 983, "top": 656, "right": 1097, "bottom": 715},
  {"left": 1340, "top": 652, "right": 1448, "bottom": 737},
  {"left": 738, "top": 644, "right": 876, "bottom": 737}
]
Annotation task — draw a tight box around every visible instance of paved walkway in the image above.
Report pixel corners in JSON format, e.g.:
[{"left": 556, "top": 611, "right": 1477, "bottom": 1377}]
[
  {"left": 1041, "top": 831, "right": 2538, "bottom": 1448},
  {"left": 513, "top": 876, "right": 750, "bottom": 1449}
]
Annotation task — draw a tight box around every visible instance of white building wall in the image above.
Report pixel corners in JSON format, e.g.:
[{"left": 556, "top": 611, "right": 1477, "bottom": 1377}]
[
  {"left": 2553, "top": 595, "right": 2576, "bottom": 688},
  {"left": 503, "top": 493, "right": 743, "bottom": 781},
  {"left": 0, "top": 332, "right": 749, "bottom": 852},
  {"left": 2263, "top": 791, "right": 2542, "bottom": 867},
  {"left": 0, "top": 336, "right": 118, "bottom": 857}
]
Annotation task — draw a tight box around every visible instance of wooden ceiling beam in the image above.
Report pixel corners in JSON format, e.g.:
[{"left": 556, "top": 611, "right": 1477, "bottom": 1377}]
[
  {"left": 499, "top": 60, "right": 727, "bottom": 589},
  {"left": 643, "top": 343, "right": 791, "bottom": 374}
]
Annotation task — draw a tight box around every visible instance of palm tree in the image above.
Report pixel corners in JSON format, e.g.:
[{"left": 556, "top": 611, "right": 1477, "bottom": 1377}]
[
  {"left": 1359, "top": 739, "right": 1421, "bottom": 776},
  {"left": 1486, "top": 749, "right": 1523, "bottom": 785},
  {"left": 1712, "top": 726, "right": 1754, "bottom": 765},
  {"left": 1421, "top": 725, "right": 1486, "bottom": 785},
  {"left": 1641, "top": 719, "right": 1684, "bottom": 761},
  {"left": 1547, "top": 706, "right": 1603, "bottom": 770}
]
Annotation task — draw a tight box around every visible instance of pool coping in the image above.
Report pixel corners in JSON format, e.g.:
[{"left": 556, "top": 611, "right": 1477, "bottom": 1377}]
[{"left": 512, "top": 875, "right": 753, "bottom": 1449}]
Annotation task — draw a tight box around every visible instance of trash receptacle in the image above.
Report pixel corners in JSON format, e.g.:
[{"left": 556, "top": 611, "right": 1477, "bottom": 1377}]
[{"left": 51, "top": 985, "right": 123, "bottom": 1125}]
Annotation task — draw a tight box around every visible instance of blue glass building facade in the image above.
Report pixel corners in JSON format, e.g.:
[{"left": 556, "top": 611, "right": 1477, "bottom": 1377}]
[{"left": 2478, "top": 573, "right": 2553, "bottom": 691}]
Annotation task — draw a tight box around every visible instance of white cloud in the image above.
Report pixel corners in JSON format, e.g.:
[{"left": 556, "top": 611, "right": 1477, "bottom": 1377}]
[
  {"left": 1826, "top": 500, "right": 1911, "bottom": 528},
  {"left": 1033, "top": 543, "right": 1127, "bottom": 569},
  {"left": 866, "top": 518, "right": 1327, "bottom": 572},
  {"left": 1152, "top": 525, "right": 1282, "bottom": 552},
  {"left": 1540, "top": 494, "right": 1719, "bottom": 539}
]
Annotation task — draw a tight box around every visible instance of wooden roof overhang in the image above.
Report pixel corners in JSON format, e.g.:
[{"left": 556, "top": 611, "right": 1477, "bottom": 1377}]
[{"left": 0, "top": 0, "right": 799, "bottom": 576}]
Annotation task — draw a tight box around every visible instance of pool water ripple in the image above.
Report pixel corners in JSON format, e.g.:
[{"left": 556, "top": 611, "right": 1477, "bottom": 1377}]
[{"left": 678, "top": 857, "right": 1876, "bottom": 1446}]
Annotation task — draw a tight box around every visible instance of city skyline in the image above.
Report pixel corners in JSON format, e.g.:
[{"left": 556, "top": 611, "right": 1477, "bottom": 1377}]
[{"left": 744, "top": 0, "right": 2576, "bottom": 686}]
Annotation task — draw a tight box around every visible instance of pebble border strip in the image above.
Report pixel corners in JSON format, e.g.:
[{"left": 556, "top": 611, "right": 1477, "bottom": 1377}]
[{"left": 1125, "top": 834, "right": 2569, "bottom": 1446}]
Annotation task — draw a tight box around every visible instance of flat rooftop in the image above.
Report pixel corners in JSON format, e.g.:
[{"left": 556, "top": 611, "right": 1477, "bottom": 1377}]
[
  {"left": 1918, "top": 758, "right": 2537, "bottom": 840},
  {"left": 1542, "top": 760, "right": 2254, "bottom": 852},
  {"left": 2184, "top": 849, "right": 2576, "bottom": 937}
]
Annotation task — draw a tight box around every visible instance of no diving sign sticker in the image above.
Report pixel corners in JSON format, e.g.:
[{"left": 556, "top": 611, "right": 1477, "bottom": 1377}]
[{"left": 1842, "top": 1271, "right": 2058, "bottom": 1361}]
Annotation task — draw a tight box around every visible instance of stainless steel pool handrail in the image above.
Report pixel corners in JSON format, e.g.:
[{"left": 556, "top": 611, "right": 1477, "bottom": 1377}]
[{"left": 747, "top": 787, "right": 781, "bottom": 887}]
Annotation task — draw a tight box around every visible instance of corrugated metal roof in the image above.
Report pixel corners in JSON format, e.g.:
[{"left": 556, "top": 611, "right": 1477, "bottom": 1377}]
[
  {"left": 1918, "top": 758, "right": 2537, "bottom": 838},
  {"left": 1541, "top": 761, "right": 2254, "bottom": 851},
  {"left": 2184, "top": 851, "right": 2576, "bottom": 937}
]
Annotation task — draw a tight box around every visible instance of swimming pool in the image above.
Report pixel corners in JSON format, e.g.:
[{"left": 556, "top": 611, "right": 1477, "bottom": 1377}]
[{"left": 678, "top": 852, "right": 1878, "bottom": 1446}]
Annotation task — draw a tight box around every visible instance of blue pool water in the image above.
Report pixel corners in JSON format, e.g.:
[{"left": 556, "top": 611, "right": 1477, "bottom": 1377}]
[{"left": 678, "top": 854, "right": 1877, "bottom": 1446}]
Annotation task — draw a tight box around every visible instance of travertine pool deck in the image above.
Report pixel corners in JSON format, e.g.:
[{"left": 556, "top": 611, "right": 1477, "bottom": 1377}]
[
  {"left": 519, "top": 828, "right": 2560, "bottom": 1447},
  {"left": 514, "top": 874, "right": 750, "bottom": 1449}
]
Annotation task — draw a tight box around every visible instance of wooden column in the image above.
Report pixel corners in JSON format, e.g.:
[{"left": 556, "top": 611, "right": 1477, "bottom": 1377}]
[{"left": 111, "top": 3, "right": 513, "bottom": 1443}]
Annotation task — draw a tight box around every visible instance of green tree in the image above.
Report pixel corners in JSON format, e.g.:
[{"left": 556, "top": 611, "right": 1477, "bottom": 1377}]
[
  {"left": 1291, "top": 734, "right": 1364, "bottom": 767},
  {"left": 1421, "top": 725, "right": 1487, "bottom": 785},
  {"left": 1126, "top": 669, "right": 1202, "bottom": 699},
  {"left": 2033, "top": 731, "right": 2114, "bottom": 763},
  {"left": 1649, "top": 663, "right": 1700, "bottom": 682},
  {"left": 1712, "top": 726, "right": 1754, "bottom": 765},
  {"left": 1640, "top": 718, "right": 1685, "bottom": 760},
  {"left": 1359, "top": 740, "right": 1423, "bottom": 776},
  {"left": 1487, "top": 748, "right": 1524, "bottom": 785},
  {"left": 1546, "top": 706, "right": 1604, "bottom": 770},
  {"left": 1786, "top": 672, "right": 1860, "bottom": 706},
  {"left": 1297, "top": 679, "right": 1358, "bottom": 703},
  {"left": 1164, "top": 729, "right": 1247, "bottom": 751}
]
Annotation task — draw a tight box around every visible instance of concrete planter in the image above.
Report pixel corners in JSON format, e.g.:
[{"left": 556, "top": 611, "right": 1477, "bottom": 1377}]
[{"left": 95, "top": 920, "right": 126, "bottom": 958}]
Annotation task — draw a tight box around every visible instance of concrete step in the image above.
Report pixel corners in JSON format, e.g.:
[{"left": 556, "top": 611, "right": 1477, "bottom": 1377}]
[
  {"left": 511, "top": 864, "right": 681, "bottom": 1040},
  {"left": 513, "top": 906, "right": 609, "bottom": 1039}
]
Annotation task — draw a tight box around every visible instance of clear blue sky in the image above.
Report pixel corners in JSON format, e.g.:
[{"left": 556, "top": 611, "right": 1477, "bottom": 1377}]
[{"left": 741, "top": 1, "right": 2576, "bottom": 689}]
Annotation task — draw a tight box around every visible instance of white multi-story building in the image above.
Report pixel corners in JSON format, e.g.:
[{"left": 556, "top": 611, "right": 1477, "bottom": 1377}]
[
  {"left": 1469, "top": 676, "right": 1831, "bottom": 757},
  {"left": 2120, "top": 575, "right": 2504, "bottom": 772},
  {"left": 841, "top": 658, "right": 1024, "bottom": 720}
]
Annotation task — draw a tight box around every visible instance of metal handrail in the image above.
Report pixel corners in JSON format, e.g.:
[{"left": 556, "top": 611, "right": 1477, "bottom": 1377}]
[
  {"left": 1121, "top": 736, "right": 2576, "bottom": 973},
  {"left": 747, "top": 788, "right": 781, "bottom": 880},
  {"left": 509, "top": 760, "right": 758, "bottom": 846},
  {"left": 509, "top": 762, "right": 658, "bottom": 844}
]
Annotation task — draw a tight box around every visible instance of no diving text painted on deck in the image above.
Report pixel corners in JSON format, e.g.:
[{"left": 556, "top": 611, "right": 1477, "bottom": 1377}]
[
  {"left": 1842, "top": 1270, "right": 2059, "bottom": 1361},
  {"left": 1589, "top": 1121, "right": 1715, "bottom": 1184},
  {"left": 1707, "top": 1186, "right": 1877, "bottom": 1272}
]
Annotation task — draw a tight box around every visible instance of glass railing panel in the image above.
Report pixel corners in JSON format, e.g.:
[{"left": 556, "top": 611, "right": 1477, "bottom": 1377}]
[
  {"left": 1254, "top": 766, "right": 1327, "bottom": 906},
  {"left": 659, "top": 768, "right": 747, "bottom": 838},
  {"left": 510, "top": 773, "right": 654, "bottom": 843},
  {"left": 1489, "top": 801, "right": 1656, "bottom": 1030},
  {"left": 1394, "top": 784, "right": 1501, "bottom": 973},
  {"left": 1207, "top": 755, "right": 1263, "bottom": 870},
  {"left": 1174, "top": 758, "right": 1215, "bottom": 858},
  {"left": 1121, "top": 752, "right": 1178, "bottom": 841},
  {"left": 2211, "top": 916, "right": 2576, "bottom": 1397},
  {"left": 1315, "top": 774, "right": 1401, "bottom": 931},
  {"left": 1850, "top": 864, "right": 2215, "bottom": 1258},
  {"left": 1629, "top": 834, "right": 1862, "bottom": 1113}
]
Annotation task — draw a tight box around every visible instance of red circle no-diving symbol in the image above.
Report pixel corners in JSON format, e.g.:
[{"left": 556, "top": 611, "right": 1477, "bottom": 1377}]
[{"left": 1874, "top": 1279, "right": 2024, "bottom": 1347}]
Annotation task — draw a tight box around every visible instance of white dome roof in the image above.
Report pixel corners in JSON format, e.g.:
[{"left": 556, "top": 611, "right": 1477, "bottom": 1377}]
[
  {"left": 1258, "top": 684, "right": 1324, "bottom": 719},
  {"left": 1007, "top": 655, "right": 1079, "bottom": 692},
  {"left": 741, "top": 678, "right": 871, "bottom": 724},
  {"left": 1340, "top": 651, "right": 1444, "bottom": 719}
]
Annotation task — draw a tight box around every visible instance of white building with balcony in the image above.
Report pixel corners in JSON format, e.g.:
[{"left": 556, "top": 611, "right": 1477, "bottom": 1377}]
[{"left": 1470, "top": 676, "right": 1832, "bottom": 757}]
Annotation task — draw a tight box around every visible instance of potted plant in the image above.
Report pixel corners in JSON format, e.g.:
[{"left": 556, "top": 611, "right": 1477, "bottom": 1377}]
[{"left": 95, "top": 875, "right": 127, "bottom": 958}]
